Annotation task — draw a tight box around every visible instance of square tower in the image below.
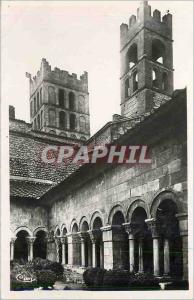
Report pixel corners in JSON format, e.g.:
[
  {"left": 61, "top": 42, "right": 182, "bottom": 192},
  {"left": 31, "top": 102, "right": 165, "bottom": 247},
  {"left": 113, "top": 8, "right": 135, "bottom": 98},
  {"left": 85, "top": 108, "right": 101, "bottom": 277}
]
[
  {"left": 26, "top": 59, "right": 90, "bottom": 141},
  {"left": 120, "top": 1, "right": 173, "bottom": 118}
]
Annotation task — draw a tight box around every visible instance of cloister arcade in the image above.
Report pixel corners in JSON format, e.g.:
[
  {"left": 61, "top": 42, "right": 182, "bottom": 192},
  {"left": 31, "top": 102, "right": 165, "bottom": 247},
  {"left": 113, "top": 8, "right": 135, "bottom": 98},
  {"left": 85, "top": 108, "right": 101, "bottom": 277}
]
[{"left": 10, "top": 191, "right": 187, "bottom": 280}]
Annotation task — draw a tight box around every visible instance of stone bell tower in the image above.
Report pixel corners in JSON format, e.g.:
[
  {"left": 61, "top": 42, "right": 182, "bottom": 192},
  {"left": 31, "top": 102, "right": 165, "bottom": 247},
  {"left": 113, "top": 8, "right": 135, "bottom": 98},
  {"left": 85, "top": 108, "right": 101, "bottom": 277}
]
[
  {"left": 26, "top": 58, "right": 90, "bottom": 141},
  {"left": 120, "top": 1, "right": 173, "bottom": 118}
]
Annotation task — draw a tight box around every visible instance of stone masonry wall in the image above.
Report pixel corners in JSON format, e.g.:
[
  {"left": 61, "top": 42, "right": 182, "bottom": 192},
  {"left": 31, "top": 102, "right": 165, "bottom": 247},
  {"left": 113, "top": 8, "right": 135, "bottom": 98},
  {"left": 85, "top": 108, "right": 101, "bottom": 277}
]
[
  {"left": 48, "top": 134, "right": 187, "bottom": 232},
  {"left": 10, "top": 199, "right": 48, "bottom": 237}
]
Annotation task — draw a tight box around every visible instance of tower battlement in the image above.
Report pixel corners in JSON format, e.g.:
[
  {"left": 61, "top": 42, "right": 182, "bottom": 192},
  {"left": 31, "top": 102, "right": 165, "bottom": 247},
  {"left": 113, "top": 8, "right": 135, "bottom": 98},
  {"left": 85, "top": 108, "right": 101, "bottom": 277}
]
[
  {"left": 120, "top": 1, "right": 172, "bottom": 49},
  {"left": 27, "top": 58, "right": 88, "bottom": 96}
]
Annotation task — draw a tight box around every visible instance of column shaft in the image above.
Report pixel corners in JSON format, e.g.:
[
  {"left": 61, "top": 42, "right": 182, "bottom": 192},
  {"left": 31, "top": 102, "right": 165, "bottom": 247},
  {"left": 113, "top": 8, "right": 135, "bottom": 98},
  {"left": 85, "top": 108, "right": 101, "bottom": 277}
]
[
  {"left": 153, "top": 238, "right": 160, "bottom": 276},
  {"left": 81, "top": 241, "right": 86, "bottom": 267},
  {"left": 62, "top": 243, "right": 66, "bottom": 265},
  {"left": 129, "top": 237, "right": 135, "bottom": 272},
  {"left": 138, "top": 239, "right": 144, "bottom": 273},
  {"left": 163, "top": 238, "right": 170, "bottom": 275},
  {"left": 92, "top": 242, "right": 96, "bottom": 267}
]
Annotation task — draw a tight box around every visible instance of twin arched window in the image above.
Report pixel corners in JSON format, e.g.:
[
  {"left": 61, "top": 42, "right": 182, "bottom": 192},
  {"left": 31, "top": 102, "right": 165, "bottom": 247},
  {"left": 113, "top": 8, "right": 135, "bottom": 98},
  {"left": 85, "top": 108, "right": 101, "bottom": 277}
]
[{"left": 69, "top": 92, "right": 76, "bottom": 110}]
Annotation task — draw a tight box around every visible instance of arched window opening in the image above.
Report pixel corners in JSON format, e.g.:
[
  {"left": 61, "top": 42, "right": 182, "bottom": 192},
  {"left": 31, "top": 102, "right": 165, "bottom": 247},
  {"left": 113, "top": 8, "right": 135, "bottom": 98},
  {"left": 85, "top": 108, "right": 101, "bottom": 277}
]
[
  {"left": 40, "top": 88, "right": 42, "bottom": 105},
  {"left": 49, "top": 109, "right": 56, "bottom": 127},
  {"left": 37, "top": 114, "right": 40, "bottom": 130},
  {"left": 70, "top": 134, "right": 77, "bottom": 139},
  {"left": 93, "top": 217, "right": 103, "bottom": 230},
  {"left": 34, "top": 118, "right": 37, "bottom": 130},
  {"left": 92, "top": 217, "right": 103, "bottom": 267},
  {"left": 69, "top": 92, "right": 76, "bottom": 111},
  {"left": 131, "top": 207, "right": 152, "bottom": 274},
  {"left": 72, "top": 223, "right": 78, "bottom": 233},
  {"left": 156, "top": 199, "right": 182, "bottom": 277},
  {"left": 81, "top": 136, "right": 87, "bottom": 141},
  {"left": 112, "top": 211, "right": 125, "bottom": 226},
  {"left": 41, "top": 111, "right": 43, "bottom": 128},
  {"left": 30, "top": 101, "right": 33, "bottom": 117},
  {"left": 14, "top": 230, "right": 29, "bottom": 261},
  {"left": 70, "top": 114, "right": 76, "bottom": 130},
  {"left": 79, "top": 116, "right": 86, "bottom": 132},
  {"left": 78, "top": 95, "right": 85, "bottom": 113},
  {"left": 133, "top": 71, "right": 138, "bottom": 92},
  {"left": 59, "top": 132, "right": 67, "bottom": 137},
  {"left": 152, "top": 39, "right": 165, "bottom": 64},
  {"left": 48, "top": 86, "right": 56, "bottom": 104},
  {"left": 81, "top": 221, "right": 89, "bottom": 232},
  {"left": 34, "top": 97, "right": 36, "bottom": 113},
  {"left": 125, "top": 78, "right": 130, "bottom": 98},
  {"left": 162, "top": 73, "right": 168, "bottom": 91},
  {"left": 59, "top": 89, "right": 65, "bottom": 108},
  {"left": 59, "top": 111, "right": 66, "bottom": 129},
  {"left": 152, "top": 69, "right": 158, "bottom": 88},
  {"left": 111, "top": 210, "right": 128, "bottom": 269},
  {"left": 33, "top": 230, "right": 47, "bottom": 259},
  {"left": 37, "top": 92, "right": 40, "bottom": 110},
  {"left": 126, "top": 43, "right": 138, "bottom": 71}
]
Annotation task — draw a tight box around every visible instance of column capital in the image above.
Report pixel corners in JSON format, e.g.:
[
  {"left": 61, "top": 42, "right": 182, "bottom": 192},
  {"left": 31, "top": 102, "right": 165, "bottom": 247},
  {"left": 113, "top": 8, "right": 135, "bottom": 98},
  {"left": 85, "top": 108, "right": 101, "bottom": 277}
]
[
  {"left": 88, "top": 229, "right": 101, "bottom": 243},
  {"left": 60, "top": 236, "right": 67, "bottom": 244},
  {"left": 77, "top": 231, "right": 88, "bottom": 242},
  {"left": 175, "top": 213, "right": 188, "bottom": 236},
  {"left": 145, "top": 218, "right": 159, "bottom": 238},
  {"left": 26, "top": 237, "right": 36, "bottom": 244},
  {"left": 54, "top": 236, "right": 61, "bottom": 245},
  {"left": 10, "top": 237, "right": 16, "bottom": 244},
  {"left": 100, "top": 225, "right": 123, "bottom": 233},
  {"left": 122, "top": 222, "right": 134, "bottom": 237}
]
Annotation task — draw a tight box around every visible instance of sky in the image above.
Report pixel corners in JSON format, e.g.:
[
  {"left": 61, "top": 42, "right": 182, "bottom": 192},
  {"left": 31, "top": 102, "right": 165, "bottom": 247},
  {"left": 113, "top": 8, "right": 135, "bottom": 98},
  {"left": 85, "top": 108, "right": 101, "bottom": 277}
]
[{"left": 1, "top": 0, "right": 193, "bottom": 135}]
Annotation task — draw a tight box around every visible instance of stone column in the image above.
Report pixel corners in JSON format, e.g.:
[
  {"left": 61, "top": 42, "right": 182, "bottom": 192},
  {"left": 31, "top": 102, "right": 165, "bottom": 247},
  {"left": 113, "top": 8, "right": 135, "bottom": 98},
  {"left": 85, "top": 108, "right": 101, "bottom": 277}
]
[
  {"left": 87, "top": 241, "right": 92, "bottom": 267},
  {"left": 145, "top": 218, "right": 160, "bottom": 276},
  {"left": 78, "top": 232, "right": 88, "bottom": 267},
  {"left": 54, "top": 236, "right": 61, "bottom": 263},
  {"left": 27, "top": 237, "right": 36, "bottom": 261},
  {"left": 88, "top": 229, "right": 101, "bottom": 268},
  {"left": 138, "top": 238, "right": 144, "bottom": 273},
  {"left": 66, "top": 233, "right": 73, "bottom": 266},
  {"left": 10, "top": 238, "right": 16, "bottom": 261},
  {"left": 163, "top": 238, "right": 170, "bottom": 276},
  {"left": 176, "top": 213, "right": 188, "bottom": 280},
  {"left": 60, "top": 236, "right": 67, "bottom": 265},
  {"left": 123, "top": 223, "right": 135, "bottom": 272}
]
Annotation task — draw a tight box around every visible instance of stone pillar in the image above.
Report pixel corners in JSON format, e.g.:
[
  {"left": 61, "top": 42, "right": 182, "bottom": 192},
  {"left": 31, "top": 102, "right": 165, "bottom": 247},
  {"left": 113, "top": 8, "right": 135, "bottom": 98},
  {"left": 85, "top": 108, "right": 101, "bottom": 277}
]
[
  {"left": 46, "top": 232, "right": 56, "bottom": 261},
  {"left": 101, "top": 225, "right": 125, "bottom": 270},
  {"left": 145, "top": 218, "right": 160, "bottom": 276},
  {"left": 60, "top": 236, "right": 67, "bottom": 265},
  {"left": 87, "top": 241, "right": 92, "bottom": 267},
  {"left": 138, "top": 238, "right": 144, "bottom": 273},
  {"left": 176, "top": 213, "right": 188, "bottom": 280},
  {"left": 88, "top": 229, "right": 102, "bottom": 268},
  {"left": 78, "top": 232, "right": 88, "bottom": 267},
  {"left": 27, "top": 237, "right": 36, "bottom": 261},
  {"left": 123, "top": 223, "right": 135, "bottom": 272},
  {"left": 66, "top": 233, "right": 73, "bottom": 266},
  {"left": 163, "top": 238, "right": 170, "bottom": 275},
  {"left": 10, "top": 238, "right": 16, "bottom": 260}
]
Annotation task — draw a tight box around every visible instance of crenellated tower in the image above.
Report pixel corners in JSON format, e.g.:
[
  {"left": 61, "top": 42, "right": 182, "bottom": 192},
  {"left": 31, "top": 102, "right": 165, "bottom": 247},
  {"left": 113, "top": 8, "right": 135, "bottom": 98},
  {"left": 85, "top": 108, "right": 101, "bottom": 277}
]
[
  {"left": 120, "top": 1, "right": 173, "bottom": 118},
  {"left": 26, "top": 58, "right": 90, "bottom": 141}
]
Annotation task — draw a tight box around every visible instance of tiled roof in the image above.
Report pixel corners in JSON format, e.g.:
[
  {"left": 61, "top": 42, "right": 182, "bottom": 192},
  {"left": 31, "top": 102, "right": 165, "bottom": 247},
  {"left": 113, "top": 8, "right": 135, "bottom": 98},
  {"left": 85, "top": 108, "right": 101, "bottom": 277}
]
[{"left": 10, "top": 179, "right": 54, "bottom": 199}]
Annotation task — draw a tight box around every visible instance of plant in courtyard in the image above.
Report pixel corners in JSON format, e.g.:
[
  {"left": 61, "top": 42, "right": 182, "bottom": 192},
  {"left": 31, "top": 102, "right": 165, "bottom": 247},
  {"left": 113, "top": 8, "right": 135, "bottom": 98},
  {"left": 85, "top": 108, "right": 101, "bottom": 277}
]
[
  {"left": 83, "top": 267, "right": 106, "bottom": 287},
  {"left": 103, "top": 269, "right": 129, "bottom": 288},
  {"left": 129, "top": 272, "right": 159, "bottom": 289},
  {"left": 36, "top": 270, "right": 57, "bottom": 288}
]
